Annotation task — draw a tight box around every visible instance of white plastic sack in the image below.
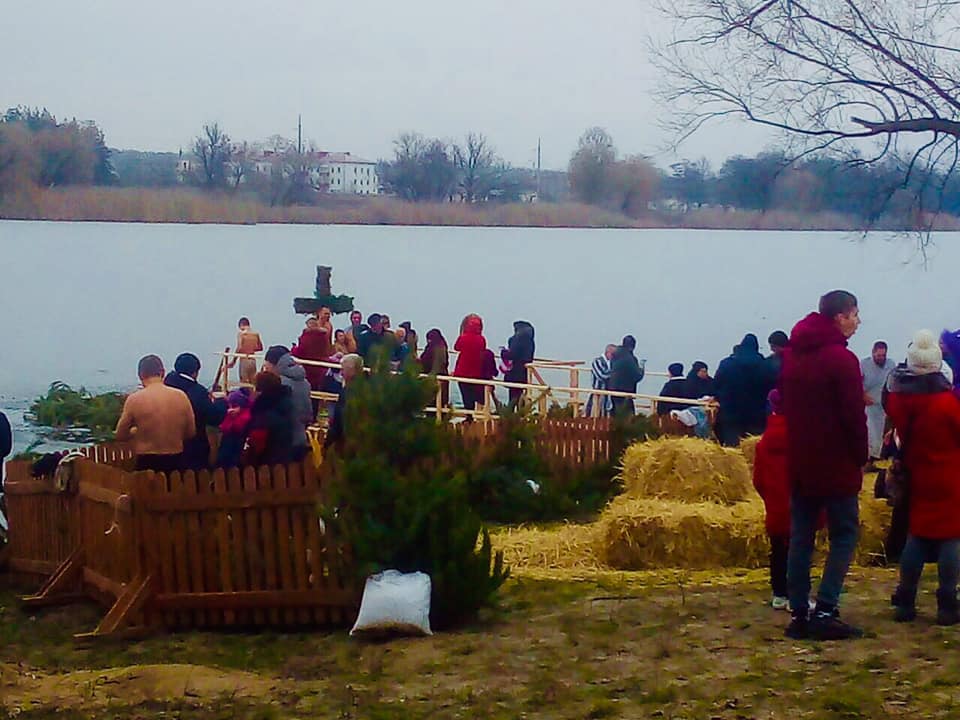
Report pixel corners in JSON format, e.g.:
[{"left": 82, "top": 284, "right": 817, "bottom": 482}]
[{"left": 350, "top": 569, "right": 433, "bottom": 637}]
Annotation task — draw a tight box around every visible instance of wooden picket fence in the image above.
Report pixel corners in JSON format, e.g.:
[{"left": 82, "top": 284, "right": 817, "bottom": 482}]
[{"left": 9, "top": 455, "right": 358, "bottom": 640}]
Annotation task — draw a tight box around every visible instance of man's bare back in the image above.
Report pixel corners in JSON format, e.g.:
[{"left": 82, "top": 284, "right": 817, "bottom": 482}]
[{"left": 115, "top": 380, "right": 196, "bottom": 456}]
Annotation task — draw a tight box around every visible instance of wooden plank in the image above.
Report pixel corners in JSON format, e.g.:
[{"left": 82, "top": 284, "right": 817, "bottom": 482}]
[
  {"left": 82, "top": 567, "right": 125, "bottom": 599},
  {"left": 168, "top": 471, "right": 192, "bottom": 628},
  {"left": 272, "top": 465, "right": 297, "bottom": 625},
  {"left": 138, "top": 488, "right": 320, "bottom": 512},
  {"left": 78, "top": 482, "right": 129, "bottom": 507},
  {"left": 212, "top": 468, "right": 234, "bottom": 626},
  {"left": 20, "top": 546, "right": 84, "bottom": 606},
  {"left": 304, "top": 465, "right": 325, "bottom": 625},
  {"left": 9, "top": 557, "right": 61, "bottom": 575},
  {"left": 153, "top": 589, "right": 358, "bottom": 611},
  {"left": 287, "top": 462, "right": 312, "bottom": 625},
  {"left": 152, "top": 472, "right": 179, "bottom": 628},
  {"left": 197, "top": 468, "right": 222, "bottom": 628},
  {"left": 226, "top": 467, "right": 250, "bottom": 626},
  {"left": 242, "top": 465, "right": 265, "bottom": 625},
  {"left": 3, "top": 478, "right": 57, "bottom": 496},
  {"left": 183, "top": 470, "right": 207, "bottom": 628},
  {"left": 85, "top": 574, "right": 154, "bottom": 638},
  {"left": 258, "top": 465, "right": 280, "bottom": 626}
]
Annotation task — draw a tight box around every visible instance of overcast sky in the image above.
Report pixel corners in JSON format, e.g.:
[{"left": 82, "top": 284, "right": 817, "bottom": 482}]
[{"left": 2, "top": 0, "right": 775, "bottom": 170}]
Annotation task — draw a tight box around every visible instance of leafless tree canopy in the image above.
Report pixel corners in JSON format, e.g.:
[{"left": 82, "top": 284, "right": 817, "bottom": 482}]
[{"left": 653, "top": 0, "right": 960, "bottom": 236}]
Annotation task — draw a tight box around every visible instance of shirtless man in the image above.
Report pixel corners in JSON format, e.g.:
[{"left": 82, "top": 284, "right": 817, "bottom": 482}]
[
  {"left": 231, "top": 317, "right": 263, "bottom": 385},
  {"left": 115, "top": 355, "right": 196, "bottom": 472}
]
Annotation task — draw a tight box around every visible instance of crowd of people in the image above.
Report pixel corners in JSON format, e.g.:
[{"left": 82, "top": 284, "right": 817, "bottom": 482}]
[
  {"left": 746, "top": 290, "right": 960, "bottom": 641},
  {"left": 33, "top": 292, "right": 960, "bottom": 644}
]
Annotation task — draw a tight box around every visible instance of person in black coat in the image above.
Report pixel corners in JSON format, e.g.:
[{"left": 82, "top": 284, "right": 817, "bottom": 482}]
[
  {"left": 246, "top": 372, "right": 295, "bottom": 466},
  {"left": 609, "top": 335, "right": 646, "bottom": 416},
  {"left": 685, "top": 361, "right": 716, "bottom": 399},
  {"left": 164, "top": 353, "right": 228, "bottom": 470},
  {"left": 657, "top": 363, "right": 689, "bottom": 415},
  {"left": 0, "top": 410, "right": 11, "bottom": 462},
  {"left": 502, "top": 320, "right": 536, "bottom": 406},
  {"left": 714, "top": 333, "right": 777, "bottom": 446}
]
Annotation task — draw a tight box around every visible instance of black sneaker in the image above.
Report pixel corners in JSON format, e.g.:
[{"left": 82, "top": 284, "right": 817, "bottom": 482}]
[
  {"left": 893, "top": 606, "right": 917, "bottom": 623},
  {"left": 784, "top": 615, "right": 809, "bottom": 639},
  {"left": 808, "top": 611, "right": 864, "bottom": 640}
]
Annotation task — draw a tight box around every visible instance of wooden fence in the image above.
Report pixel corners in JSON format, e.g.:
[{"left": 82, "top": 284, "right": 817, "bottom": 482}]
[
  {"left": 9, "top": 456, "right": 358, "bottom": 640},
  {"left": 4, "top": 415, "right": 632, "bottom": 639}
]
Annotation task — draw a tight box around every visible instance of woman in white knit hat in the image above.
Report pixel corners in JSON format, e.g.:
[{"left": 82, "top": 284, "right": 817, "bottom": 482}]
[{"left": 885, "top": 329, "right": 960, "bottom": 625}]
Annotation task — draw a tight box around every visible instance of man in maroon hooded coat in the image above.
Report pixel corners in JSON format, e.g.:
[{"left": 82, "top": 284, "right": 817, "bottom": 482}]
[{"left": 782, "top": 290, "right": 868, "bottom": 641}]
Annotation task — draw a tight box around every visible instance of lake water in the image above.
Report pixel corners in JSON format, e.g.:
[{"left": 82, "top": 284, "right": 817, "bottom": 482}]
[{"left": 1, "top": 220, "right": 955, "bottom": 453}]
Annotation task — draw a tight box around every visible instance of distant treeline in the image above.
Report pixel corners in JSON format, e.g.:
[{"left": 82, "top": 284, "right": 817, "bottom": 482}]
[{"left": 1, "top": 105, "right": 957, "bottom": 228}]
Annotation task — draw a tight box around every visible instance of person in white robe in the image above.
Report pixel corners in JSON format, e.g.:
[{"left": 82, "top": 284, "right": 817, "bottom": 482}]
[{"left": 861, "top": 340, "right": 896, "bottom": 463}]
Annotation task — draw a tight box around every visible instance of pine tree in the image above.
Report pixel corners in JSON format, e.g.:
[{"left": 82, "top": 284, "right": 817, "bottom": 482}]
[{"left": 324, "top": 363, "right": 508, "bottom": 629}]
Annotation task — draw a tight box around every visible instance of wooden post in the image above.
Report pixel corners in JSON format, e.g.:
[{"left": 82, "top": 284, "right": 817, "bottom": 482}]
[
  {"left": 435, "top": 382, "right": 443, "bottom": 423},
  {"left": 569, "top": 367, "right": 579, "bottom": 417}
]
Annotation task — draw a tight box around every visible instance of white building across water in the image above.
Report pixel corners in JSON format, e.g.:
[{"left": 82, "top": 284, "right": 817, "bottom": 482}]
[{"left": 318, "top": 152, "right": 378, "bottom": 195}]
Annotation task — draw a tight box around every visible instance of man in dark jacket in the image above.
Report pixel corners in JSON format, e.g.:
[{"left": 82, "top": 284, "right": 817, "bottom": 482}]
[
  {"left": 714, "top": 334, "right": 776, "bottom": 446},
  {"left": 657, "top": 363, "right": 689, "bottom": 415},
  {"left": 608, "top": 335, "right": 645, "bottom": 416},
  {"left": 164, "top": 353, "right": 228, "bottom": 470},
  {"left": 767, "top": 330, "right": 789, "bottom": 379},
  {"left": 782, "top": 290, "right": 867, "bottom": 641},
  {"left": 503, "top": 320, "right": 536, "bottom": 407},
  {"left": 264, "top": 345, "right": 314, "bottom": 461},
  {"left": 0, "top": 411, "right": 11, "bottom": 461},
  {"left": 357, "top": 313, "right": 397, "bottom": 365}
]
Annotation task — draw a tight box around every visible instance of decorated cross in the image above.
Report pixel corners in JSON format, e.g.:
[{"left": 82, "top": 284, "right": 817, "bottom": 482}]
[{"left": 293, "top": 265, "right": 355, "bottom": 315}]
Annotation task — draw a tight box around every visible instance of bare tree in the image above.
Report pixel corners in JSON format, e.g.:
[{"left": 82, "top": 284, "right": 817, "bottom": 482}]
[
  {"left": 192, "top": 122, "right": 232, "bottom": 190},
  {"left": 568, "top": 127, "right": 617, "bottom": 205},
  {"left": 454, "top": 132, "right": 497, "bottom": 202},
  {"left": 229, "top": 141, "right": 253, "bottom": 190},
  {"left": 653, "top": 0, "right": 960, "bottom": 243}
]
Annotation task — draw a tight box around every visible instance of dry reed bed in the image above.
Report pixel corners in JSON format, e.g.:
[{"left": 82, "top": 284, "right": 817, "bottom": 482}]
[{"left": 6, "top": 186, "right": 958, "bottom": 230}]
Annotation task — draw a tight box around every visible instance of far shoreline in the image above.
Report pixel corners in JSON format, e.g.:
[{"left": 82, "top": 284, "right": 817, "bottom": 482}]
[{"left": 2, "top": 187, "right": 955, "bottom": 233}]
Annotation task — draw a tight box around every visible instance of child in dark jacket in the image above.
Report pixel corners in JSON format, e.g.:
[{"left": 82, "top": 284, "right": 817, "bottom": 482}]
[
  {"left": 216, "top": 390, "right": 252, "bottom": 468},
  {"left": 753, "top": 389, "right": 791, "bottom": 609}
]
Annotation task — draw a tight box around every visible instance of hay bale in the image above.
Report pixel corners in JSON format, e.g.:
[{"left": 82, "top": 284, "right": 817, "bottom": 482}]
[
  {"left": 856, "top": 479, "right": 892, "bottom": 565},
  {"left": 620, "top": 437, "right": 752, "bottom": 505},
  {"left": 490, "top": 524, "right": 602, "bottom": 571},
  {"left": 739, "top": 435, "right": 761, "bottom": 472},
  {"left": 596, "top": 495, "right": 768, "bottom": 570}
]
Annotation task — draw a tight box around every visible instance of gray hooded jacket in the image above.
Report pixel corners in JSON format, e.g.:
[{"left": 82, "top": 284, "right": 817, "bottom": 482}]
[{"left": 276, "top": 353, "right": 313, "bottom": 447}]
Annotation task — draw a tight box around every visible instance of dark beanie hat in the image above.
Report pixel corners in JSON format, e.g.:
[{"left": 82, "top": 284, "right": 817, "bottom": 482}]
[
  {"left": 174, "top": 352, "right": 201, "bottom": 375},
  {"left": 264, "top": 345, "right": 289, "bottom": 365}
]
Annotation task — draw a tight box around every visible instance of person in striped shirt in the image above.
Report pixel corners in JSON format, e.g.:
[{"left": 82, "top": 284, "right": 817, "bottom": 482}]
[{"left": 586, "top": 344, "right": 617, "bottom": 417}]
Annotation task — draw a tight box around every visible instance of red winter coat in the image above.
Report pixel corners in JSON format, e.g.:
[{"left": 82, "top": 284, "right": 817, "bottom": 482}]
[
  {"left": 453, "top": 315, "right": 487, "bottom": 379},
  {"left": 292, "top": 329, "right": 331, "bottom": 389},
  {"left": 886, "top": 385, "right": 960, "bottom": 539},
  {"left": 753, "top": 413, "right": 790, "bottom": 536},
  {"left": 781, "top": 312, "right": 867, "bottom": 498}
]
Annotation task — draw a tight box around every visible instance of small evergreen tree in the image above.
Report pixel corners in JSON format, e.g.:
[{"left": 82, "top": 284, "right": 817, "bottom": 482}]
[{"left": 324, "top": 363, "right": 508, "bottom": 629}]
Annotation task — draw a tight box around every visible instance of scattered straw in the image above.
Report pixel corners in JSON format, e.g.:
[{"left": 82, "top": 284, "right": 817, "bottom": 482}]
[
  {"left": 491, "top": 524, "right": 602, "bottom": 571},
  {"left": 620, "top": 437, "right": 752, "bottom": 505}
]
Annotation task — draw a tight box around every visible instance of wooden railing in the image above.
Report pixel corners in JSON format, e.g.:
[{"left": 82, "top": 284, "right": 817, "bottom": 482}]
[{"left": 215, "top": 351, "right": 715, "bottom": 424}]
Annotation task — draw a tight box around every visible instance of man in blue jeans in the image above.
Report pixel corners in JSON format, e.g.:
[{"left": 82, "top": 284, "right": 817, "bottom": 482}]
[{"left": 782, "top": 290, "right": 868, "bottom": 640}]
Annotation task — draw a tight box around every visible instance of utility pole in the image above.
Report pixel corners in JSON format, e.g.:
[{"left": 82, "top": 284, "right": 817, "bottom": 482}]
[
  {"left": 297, "top": 114, "right": 303, "bottom": 156},
  {"left": 536, "top": 137, "right": 541, "bottom": 202}
]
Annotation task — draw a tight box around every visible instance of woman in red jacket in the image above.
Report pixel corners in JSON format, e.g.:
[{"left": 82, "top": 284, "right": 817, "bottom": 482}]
[
  {"left": 886, "top": 330, "right": 960, "bottom": 625},
  {"left": 453, "top": 314, "right": 487, "bottom": 418},
  {"left": 753, "top": 389, "right": 791, "bottom": 609}
]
